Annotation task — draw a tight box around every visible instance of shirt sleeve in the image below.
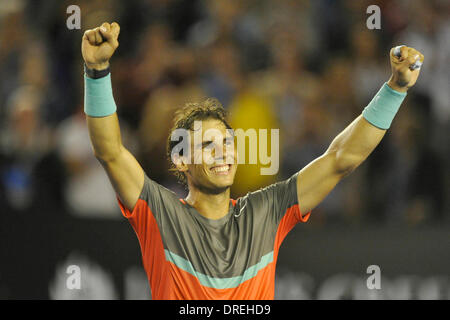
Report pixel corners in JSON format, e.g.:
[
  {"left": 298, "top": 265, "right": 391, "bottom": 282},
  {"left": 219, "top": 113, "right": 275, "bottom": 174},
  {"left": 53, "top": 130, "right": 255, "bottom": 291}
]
[
  {"left": 117, "top": 174, "right": 179, "bottom": 245},
  {"left": 247, "top": 172, "right": 310, "bottom": 225}
]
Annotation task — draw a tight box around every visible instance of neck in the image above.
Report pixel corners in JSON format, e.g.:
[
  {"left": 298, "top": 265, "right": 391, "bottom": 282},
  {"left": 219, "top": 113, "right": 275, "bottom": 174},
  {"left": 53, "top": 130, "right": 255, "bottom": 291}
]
[{"left": 185, "top": 186, "right": 231, "bottom": 220}]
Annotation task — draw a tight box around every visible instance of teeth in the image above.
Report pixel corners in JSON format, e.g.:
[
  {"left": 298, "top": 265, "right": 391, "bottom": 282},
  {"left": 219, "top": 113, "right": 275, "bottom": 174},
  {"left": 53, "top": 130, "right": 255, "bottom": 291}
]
[{"left": 212, "top": 165, "right": 229, "bottom": 173}]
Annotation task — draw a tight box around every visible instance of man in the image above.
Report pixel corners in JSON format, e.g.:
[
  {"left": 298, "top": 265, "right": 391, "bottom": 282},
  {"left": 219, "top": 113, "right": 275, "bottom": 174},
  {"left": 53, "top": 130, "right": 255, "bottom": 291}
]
[{"left": 82, "top": 22, "right": 424, "bottom": 299}]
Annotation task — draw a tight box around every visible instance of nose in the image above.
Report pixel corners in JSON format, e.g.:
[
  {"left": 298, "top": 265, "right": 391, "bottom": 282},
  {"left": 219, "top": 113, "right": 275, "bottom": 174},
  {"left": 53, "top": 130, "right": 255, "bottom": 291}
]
[{"left": 222, "top": 142, "right": 237, "bottom": 164}]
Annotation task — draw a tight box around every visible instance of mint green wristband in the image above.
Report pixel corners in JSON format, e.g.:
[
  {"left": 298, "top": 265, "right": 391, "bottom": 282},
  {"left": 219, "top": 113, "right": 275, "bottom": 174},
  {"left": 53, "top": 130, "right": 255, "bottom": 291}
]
[
  {"left": 362, "top": 83, "right": 407, "bottom": 130},
  {"left": 84, "top": 73, "right": 117, "bottom": 117}
]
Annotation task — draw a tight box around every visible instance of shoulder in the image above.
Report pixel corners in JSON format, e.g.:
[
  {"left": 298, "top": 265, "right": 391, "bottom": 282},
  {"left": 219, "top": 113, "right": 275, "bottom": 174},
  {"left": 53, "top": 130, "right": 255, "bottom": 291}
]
[
  {"left": 139, "top": 175, "right": 186, "bottom": 218},
  {"left": 244, "top": 172, "right": 299, "bottom": 202},
  {"left": 235, "top": 173, "right": 299, "bottom": 222}
]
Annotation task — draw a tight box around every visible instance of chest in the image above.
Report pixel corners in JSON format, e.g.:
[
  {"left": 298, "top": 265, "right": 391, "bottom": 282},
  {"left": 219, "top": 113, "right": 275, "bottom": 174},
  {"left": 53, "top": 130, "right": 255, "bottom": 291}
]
[{"left": 159, "top": 203, "right": 275, "bottom": 278}]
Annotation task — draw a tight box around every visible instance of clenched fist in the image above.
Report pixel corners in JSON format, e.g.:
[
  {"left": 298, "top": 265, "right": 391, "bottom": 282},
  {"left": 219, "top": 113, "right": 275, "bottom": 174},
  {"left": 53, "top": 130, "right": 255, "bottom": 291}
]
[
  {"left": 82, "top": 22, "right": 120, "bottom": 70},
  {"left": 387, "top": 45, "right": 424, "bottom": 93}
]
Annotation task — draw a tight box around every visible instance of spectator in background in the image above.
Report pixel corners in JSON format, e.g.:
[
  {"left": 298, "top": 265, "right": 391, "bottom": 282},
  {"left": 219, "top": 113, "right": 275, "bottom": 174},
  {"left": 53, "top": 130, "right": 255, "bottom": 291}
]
[
  {"left": 199, "top": 40, "right": 243, "bottom": 109},
  {"left": 137, "top": 48, "right": 205, "bottom": 194},
  {"left": 228, "top": 84, "right": 280, "bottom": 197},
  {"left": 368, "top": 100, "right": 446, "bottom": 225},
  {"left": 0, "top": 86, "right": 65, "bottom": 214},
  {"left": 125, "top": 23, "right": 175, "bottom": 123},
  {"left": 0, "top": 6, "right": 28, "bottom": 117},
  {"left": 252, "top": 35, "right": 319, "bottom": 176},
  {"left": 350, "top": 28, "right": 387, "bottom": 105},
  {"left": 395, "top": 0, "right": 450, "bottom": 124},
  {"left": 55, "top": 106, "right": 140, "bottom": 219}
]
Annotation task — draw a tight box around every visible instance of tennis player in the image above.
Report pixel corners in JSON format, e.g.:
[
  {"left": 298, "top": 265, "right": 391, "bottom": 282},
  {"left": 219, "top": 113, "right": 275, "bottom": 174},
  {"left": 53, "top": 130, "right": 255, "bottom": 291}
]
[{"left": 82, "top": 22, "right": 424, "bottom": 299}]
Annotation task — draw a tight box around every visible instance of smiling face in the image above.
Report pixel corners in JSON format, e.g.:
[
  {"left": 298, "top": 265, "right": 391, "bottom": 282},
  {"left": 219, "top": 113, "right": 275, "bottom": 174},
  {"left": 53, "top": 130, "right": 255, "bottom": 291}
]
[{"left": 178, "top": 118, "right": 238, "bottom": 194}]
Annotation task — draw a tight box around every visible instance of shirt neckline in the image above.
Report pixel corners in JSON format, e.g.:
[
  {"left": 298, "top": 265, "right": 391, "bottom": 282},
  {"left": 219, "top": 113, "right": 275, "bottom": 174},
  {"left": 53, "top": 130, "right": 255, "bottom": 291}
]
[{"left": 181, "top": 199, "right": 235, "bottom": 228}]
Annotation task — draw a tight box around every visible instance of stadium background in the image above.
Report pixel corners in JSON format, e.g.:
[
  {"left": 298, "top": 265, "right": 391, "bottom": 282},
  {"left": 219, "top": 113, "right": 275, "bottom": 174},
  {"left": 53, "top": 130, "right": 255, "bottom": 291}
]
[{"left": 0, "top": 0, "right": 448, "bottom": 299}]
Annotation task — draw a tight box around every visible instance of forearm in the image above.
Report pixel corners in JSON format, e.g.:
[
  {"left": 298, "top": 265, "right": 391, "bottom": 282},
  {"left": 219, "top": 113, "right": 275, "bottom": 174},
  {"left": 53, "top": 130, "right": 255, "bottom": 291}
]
[
  {"left": 87, "top": 113, "right": 123, "bottom": 162},
  {"left": 326, "top": 115, "right": 386, "bottom": 175},
  {"left": 84, "top": 65, "right": 123, "bottom": 162},
  {"left": 326, "top": 78, "right": 411, "bottom": 174},
  {"left": 84, "top": 69, "right": 144, "bottom": 209}
]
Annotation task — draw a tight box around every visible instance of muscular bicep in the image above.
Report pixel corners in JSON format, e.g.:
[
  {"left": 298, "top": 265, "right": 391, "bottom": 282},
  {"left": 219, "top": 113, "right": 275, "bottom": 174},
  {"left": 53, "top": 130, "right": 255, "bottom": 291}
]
[
  {"left": 296, "top": 153, "right": 345, "bottom": 214},
  {"left": 296, "top": 116, "right": 384, "bottom": 214},
  {"left": 100, "top": 146, "right": 145, "bottom": 211}
]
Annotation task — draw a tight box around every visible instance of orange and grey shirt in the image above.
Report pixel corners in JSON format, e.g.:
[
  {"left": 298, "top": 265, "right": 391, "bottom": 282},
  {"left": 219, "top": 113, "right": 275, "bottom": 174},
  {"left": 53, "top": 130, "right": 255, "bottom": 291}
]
[{"left": 117, "top": 173, "right": 310, "bottom": 300}]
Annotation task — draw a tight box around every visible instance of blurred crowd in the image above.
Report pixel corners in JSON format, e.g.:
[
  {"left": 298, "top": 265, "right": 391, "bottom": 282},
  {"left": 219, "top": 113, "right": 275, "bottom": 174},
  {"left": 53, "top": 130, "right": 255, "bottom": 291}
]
[{"left": 0, "top": 0, "right": 448, "bottom": 225}]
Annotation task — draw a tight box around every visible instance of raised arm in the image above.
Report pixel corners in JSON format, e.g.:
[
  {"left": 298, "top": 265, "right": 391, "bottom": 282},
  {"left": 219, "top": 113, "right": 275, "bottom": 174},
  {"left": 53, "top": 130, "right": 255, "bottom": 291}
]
[
  {"left": 82, "top": 22, "right": 144, "bottom": 211},
  {"left": 297, "top": 46, "right": 424, "bottom": 214}
]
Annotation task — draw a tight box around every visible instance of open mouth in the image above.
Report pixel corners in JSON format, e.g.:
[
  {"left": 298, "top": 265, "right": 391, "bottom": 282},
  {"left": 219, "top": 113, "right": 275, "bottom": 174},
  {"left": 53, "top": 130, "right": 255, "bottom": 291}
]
[{"left": 210, "top": 164, "right": 231, "bottom": 175}]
